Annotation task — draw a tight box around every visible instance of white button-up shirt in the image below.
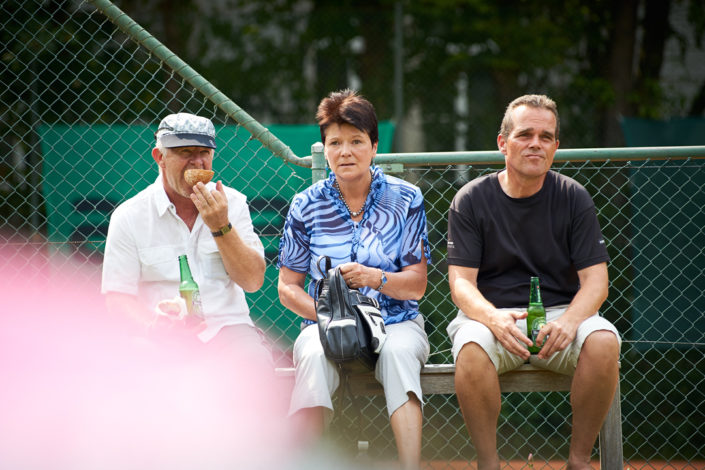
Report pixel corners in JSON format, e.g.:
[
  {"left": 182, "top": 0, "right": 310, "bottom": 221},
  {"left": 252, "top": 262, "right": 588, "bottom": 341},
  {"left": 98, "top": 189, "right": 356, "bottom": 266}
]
[{"left": 101, "top": 175, "right": 264, "bottom": 342}]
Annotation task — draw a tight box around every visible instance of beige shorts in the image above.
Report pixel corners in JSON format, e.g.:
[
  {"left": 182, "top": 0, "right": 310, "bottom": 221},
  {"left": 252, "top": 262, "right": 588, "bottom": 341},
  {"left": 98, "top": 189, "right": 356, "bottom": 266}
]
[
  {"left": 289, "top": 315, "right": 429, "bottom": 419},
  {"left": 447, "top": 305, "right": 621, "bottom": 375}
]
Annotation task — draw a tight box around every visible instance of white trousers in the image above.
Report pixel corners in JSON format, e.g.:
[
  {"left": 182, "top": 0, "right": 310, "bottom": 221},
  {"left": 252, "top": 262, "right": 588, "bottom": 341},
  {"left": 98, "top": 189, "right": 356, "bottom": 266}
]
[
  {"left": 289, "top": 315, "right": 429, "bottom": 418},
  {"left": 447, "top": 305, "right": 621, "bottom": 375}
]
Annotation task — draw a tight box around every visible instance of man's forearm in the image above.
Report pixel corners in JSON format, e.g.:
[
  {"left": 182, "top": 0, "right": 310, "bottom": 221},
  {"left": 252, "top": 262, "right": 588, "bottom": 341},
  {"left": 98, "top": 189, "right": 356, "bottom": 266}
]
[
  {"left": 214, "top": 229, "right": 266, "bottom": 292},
  {"left": 450, "top": 275, "right": 496, "bottom": 324},
  {"left": 563, "top": 262, "right": 609, "bottom": 323}
]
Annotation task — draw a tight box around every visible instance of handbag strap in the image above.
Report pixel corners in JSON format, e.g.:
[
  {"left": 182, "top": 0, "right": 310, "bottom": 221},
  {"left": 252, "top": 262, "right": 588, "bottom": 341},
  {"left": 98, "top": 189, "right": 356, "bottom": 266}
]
[
  {"left": 333, "top": 366, "right": 368, "bottom": 452},
  {"left": 348, "top": 290, "right": 380, "bottom": 309},
  {"left": 313, "top": 255, "right": 333, "bottom": 312},
  {"left": 315, "top": 255, "right": 331, "bottom": 277},
  {"left": 329, "top": 265, "right": 354, "bottom": 320}
]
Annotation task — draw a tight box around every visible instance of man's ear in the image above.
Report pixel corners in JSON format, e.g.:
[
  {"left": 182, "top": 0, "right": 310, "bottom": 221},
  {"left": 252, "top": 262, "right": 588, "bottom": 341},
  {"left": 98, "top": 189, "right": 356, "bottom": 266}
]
[
  {"left": 151, "top": 147, "right": 164, "bottom": 165},
  {"left": 497, "top": 134, "right": 507, "bottom": 155}
]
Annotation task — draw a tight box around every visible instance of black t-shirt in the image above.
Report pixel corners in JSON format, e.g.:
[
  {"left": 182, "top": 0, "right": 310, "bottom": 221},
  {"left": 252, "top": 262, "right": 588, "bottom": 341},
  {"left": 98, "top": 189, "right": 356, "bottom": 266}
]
[{"left": 447, "top": 170, "right": 609, "bottom": 308}]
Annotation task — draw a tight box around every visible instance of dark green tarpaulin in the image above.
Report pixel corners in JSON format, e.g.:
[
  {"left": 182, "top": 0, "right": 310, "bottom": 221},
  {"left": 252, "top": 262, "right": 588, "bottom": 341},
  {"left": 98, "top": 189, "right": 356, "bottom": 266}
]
[
  {"left": 622, "top": 117, "right": 705, "bottom": 348},
  {"left": 39, "top": 122, "right": 395, "bottom": 345}
]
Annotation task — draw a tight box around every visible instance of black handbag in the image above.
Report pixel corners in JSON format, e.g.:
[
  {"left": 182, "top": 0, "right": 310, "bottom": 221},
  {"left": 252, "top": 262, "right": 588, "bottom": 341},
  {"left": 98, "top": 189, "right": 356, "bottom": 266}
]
[{"left": 314, "top": 255, "right": 387, "bottom": 372}]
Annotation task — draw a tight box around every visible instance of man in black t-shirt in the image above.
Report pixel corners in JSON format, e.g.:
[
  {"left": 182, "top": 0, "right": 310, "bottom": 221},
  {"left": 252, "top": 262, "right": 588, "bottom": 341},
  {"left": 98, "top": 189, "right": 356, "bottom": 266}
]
[{"left": 446, "top": 95, "right": 621, "bottom": 470}]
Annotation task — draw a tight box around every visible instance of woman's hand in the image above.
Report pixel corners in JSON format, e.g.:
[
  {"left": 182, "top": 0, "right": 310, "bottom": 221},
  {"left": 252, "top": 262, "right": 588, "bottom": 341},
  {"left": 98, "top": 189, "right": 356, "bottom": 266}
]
[
  {"left": 338, "top": 262, "right": 381, "bottom": 290},
  {"left": 339, "top": 254, "right": 427, "bottom": 300}
]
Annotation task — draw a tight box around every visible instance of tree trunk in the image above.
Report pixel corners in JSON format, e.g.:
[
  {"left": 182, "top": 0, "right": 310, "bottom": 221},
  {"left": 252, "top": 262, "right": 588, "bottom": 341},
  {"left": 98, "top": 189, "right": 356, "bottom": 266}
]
[
  {"left": 633, "top": 0, "right": 672, "bottom": 116},
  {"left": 603, "top": 0, "right": 639, "bottom": 147},
  {"left": 688, "top": 79, "right": 705, "bottom": 116}
]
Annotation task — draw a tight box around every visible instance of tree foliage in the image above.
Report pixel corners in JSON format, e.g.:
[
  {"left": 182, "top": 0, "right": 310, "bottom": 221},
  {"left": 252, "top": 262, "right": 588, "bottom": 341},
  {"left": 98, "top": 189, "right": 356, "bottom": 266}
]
[
  {"left": 2, "top": 0, "right": 703, "bottom": 150},
  {"left": 111, "top": 0, "right": 704, "bottom": 149}
]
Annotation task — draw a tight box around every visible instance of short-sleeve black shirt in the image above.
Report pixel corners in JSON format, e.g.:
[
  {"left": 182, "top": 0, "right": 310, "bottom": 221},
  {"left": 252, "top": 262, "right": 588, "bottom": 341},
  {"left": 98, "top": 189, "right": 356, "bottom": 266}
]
[{"left": 447, "top": 170, "right": 609, "bottom": 308}]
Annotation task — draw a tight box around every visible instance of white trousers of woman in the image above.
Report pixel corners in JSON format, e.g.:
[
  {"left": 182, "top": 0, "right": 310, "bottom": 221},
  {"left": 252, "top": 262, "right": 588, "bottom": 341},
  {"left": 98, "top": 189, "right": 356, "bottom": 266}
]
[{"left": 288, "top": 315, "right": 429, "bottom": 420}]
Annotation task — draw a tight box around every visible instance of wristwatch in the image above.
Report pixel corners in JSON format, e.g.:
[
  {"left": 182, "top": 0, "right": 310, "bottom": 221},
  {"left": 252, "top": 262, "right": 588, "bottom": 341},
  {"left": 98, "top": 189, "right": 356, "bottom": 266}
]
[
  {"left": 211, "top": 222, "right": 232, "bottom": 237},
  {"left": 377, "top": 270, "right": 388, "bottom": 291}
]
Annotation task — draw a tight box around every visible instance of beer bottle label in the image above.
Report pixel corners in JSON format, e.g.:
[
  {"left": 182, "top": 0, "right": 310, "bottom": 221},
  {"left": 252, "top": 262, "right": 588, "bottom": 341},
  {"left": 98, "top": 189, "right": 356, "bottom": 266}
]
[
  {"left": 191, "top": 290, "right": 203, "bottom": 317},
  {"left": 181, "top": 290, "right": 203, "bottom": 317},
  {"left": 530, "top": 317, "right": 547, "bottom": 347}
]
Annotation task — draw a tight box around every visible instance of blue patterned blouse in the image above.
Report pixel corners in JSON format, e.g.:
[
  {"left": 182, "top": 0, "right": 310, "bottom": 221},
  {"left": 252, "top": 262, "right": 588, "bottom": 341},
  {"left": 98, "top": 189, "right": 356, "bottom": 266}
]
[{"left": 277, "top": 166, "right": 432, "bottom": 325}]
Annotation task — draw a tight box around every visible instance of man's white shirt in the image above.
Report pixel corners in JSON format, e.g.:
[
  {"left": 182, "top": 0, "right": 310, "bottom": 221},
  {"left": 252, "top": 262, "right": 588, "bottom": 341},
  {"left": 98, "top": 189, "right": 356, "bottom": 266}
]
[{"left": 101, "top": 175, "right": 265, "bottom": 342}]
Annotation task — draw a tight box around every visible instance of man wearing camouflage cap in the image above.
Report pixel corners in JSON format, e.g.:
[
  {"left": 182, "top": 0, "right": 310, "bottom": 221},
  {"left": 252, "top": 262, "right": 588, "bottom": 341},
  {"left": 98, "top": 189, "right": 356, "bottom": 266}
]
[{"left": 101, "top": 112, "right": 270, "bottom": 364}]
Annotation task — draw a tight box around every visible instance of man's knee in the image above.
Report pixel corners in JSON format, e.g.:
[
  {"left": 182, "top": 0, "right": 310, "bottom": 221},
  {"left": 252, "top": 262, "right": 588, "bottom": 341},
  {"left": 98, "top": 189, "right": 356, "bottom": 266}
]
[
  {"left": 456, "top": 342, "right": 493, "bottom": 377},
  {"left": 581, "top": 330, "right": 620, "bottom": 362}
]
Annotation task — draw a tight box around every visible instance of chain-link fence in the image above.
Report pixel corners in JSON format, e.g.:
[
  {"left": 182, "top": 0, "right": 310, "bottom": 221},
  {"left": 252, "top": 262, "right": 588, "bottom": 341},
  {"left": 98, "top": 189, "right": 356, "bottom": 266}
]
[
  {"left": 2, "top": 1, "right": 705, "bottom": 468},
  {"left": 327, "top": 157, "right": 705, "bottom": 467}
]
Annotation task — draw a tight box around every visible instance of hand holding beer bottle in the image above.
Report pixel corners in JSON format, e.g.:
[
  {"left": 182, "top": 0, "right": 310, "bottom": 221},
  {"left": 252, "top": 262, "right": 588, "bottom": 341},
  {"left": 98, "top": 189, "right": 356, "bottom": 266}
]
[{"left": 527, "top": 276, "right": 547, "bottom": 354}]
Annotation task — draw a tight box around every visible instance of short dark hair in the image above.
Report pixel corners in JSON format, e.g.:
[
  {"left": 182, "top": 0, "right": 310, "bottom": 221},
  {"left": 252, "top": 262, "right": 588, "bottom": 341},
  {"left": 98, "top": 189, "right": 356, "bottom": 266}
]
[
  {"left": 500, "top": 94, "right": 560, "bottom": 140},
  {"left": 316, "top": 89, "right": 378, "bottom": 145}
]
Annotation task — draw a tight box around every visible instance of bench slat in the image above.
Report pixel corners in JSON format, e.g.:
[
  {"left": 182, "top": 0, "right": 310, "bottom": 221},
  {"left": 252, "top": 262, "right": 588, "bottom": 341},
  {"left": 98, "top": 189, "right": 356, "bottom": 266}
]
[{"left": 276, "top": 363, "right": 572, "bottom": 395}]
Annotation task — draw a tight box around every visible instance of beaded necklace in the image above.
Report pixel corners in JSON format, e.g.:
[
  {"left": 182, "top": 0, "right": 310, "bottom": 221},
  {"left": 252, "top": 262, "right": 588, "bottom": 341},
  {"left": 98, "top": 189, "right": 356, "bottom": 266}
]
[{"left": 335, "top": 179, "right": 371, "bottom": 217}]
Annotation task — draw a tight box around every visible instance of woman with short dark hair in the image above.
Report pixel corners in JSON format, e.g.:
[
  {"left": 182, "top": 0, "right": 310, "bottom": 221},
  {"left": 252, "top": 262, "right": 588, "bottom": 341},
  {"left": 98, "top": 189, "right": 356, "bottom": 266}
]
[{"left": 277, "top": 89, "right": 431, "bottom": 469}]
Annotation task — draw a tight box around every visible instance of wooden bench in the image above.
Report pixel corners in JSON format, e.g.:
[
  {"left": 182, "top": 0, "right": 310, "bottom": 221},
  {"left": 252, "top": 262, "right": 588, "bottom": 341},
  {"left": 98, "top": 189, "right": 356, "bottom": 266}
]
[{"left": 275, "top": 363, "right": 623, "bottom": 468}]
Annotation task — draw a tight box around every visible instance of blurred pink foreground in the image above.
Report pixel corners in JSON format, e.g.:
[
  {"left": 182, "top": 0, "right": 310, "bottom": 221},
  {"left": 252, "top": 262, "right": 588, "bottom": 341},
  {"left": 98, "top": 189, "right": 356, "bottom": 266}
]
[{"left": 0, "top": 248, "right": 297, "bottom": 470}]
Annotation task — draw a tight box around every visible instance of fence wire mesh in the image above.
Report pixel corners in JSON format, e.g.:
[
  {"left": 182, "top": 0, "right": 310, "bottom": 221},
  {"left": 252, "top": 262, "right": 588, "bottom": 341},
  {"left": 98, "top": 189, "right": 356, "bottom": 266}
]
[{"left": 2, "top": 1, "right": 704, "bottom": 468}]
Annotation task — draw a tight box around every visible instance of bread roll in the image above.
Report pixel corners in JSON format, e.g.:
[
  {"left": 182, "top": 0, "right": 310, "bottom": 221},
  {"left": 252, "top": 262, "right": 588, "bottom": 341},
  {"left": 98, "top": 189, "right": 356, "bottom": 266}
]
[{"left": 184, "top": 169, "right": 214, "bottom": 186}]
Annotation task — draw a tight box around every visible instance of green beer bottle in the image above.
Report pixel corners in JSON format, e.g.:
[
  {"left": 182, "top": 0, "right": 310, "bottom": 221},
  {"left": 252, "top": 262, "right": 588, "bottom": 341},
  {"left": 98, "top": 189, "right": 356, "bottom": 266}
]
[
  {"left": 527, "top": 276, "right": 546, "bottom": 354},
  {"left": 178, "top": 255, "right": 203, "bottom": 318}
]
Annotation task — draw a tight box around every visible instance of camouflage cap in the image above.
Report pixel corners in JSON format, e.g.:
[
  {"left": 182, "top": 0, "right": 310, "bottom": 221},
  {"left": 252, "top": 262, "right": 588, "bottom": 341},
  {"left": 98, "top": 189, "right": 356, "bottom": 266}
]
[{"left": 155, "top": 113, "right": 216, "bottom": 149}]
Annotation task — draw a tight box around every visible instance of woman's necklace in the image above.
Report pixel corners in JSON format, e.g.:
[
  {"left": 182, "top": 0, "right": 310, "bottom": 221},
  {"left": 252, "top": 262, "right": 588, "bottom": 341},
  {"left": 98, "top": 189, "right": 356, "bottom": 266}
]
[{"left": 335, "top": 180, "right": 371, "bottom": 217}]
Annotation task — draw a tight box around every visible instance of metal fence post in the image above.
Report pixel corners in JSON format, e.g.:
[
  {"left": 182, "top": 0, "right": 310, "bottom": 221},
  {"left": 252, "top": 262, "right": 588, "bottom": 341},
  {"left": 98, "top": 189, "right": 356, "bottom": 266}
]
[{"left": 311, "top": 142, "right": 326, "bottom": 183}]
